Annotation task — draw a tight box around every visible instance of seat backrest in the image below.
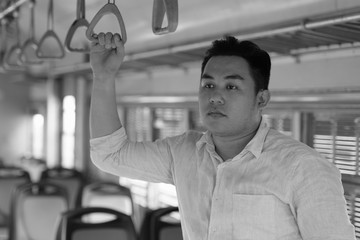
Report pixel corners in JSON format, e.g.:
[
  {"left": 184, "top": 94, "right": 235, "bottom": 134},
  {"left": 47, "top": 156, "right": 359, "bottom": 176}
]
[
  {"left": 40, "top": 167, "right": 84, "bottom": 208},
  {"left": 82, "top": 182, "right": 134, "bottom": 222},
  {"left": 140, "top": 206, "right": 182, "bottom": 240},
  {"left": 0, "top": 168, "right": 30, "bottom": 228},
  {"left": 151, "top": 207, "right": 182, "bottom": 240},
  {"left": 57, "top": 207, "right": 138, "bottom": 240},
  {"left": 9, "top": 182, "right": 69, "bottom": 240}
]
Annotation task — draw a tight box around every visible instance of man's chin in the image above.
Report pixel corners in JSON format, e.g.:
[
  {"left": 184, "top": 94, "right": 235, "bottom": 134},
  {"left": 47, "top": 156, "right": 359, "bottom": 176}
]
[{"left": 204, "top": 123, "right": 228, "bottom": 135}]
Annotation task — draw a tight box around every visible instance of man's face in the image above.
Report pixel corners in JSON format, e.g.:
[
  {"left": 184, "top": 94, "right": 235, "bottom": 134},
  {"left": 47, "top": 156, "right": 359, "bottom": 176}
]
[{"left": 198, "top": 56, "right": 263, "bottom": 137}]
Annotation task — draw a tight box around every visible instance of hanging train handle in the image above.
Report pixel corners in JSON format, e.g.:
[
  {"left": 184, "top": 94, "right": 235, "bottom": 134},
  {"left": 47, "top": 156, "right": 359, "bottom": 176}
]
[
  {"left": 64, "top": 0, "right": 89, "bottom": 53},
  {"left": 4, "top": 12, "right": 24, "bottom": 71},
  {"left": 152, "top": 0, "right": 178, "bottom": 35},
  {"left": 86, "top": 0, "right": 127, "bottom": 44},
  {"left": 0, "top": 19, "right": 8, "bottom": 71},
  {"left": 20, "top": 0, "right": 43, "bottom": 65},
  {"left": 36, "top": 0, "right": 65, "bottom": 59}
]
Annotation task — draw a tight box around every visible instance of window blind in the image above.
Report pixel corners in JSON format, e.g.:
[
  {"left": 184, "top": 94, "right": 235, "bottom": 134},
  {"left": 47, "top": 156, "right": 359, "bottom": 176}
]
[
  {"left": 153, "top": 108, "right": 188, "bottom": 139},
  {"left": 263, "top": 113, "right": 293, "bottom": 137},
  {"left": 312, "top": 114, "right": 360, "bottom": 175},
  {"left": 122, "top": 107, "right": 190, "bottom": 208},
  {"left": 343, "top": 180, "right": 360, "bottom": 239},
  {"left": 121, "top": 107, "right": 153, "bottom": 207},
  {"left": 152, "top": 108, "right": 189, "bottom": 208},
  {"left": 125, "top": 107, "right": 153, "bottom": 142},
  {"left": 313, "top": 114, "right": 360, "bottom": 238}
]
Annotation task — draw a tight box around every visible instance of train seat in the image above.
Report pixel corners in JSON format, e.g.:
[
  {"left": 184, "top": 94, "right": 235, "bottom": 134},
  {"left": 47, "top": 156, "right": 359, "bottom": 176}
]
[
  {"left": 140, "top": 206, "right": 182, "bottom": 240},
  {"left": 9, "top": 182, "right": 69, "bottom": 240},
  {"left": 82, "top": 181, "right": 135, "bottom": 222},
  {"left": 0, "top": 167, "right": 31, "bottom": 240},
  {"left": 56, "top": 207, "right": 137, "bottom": 240},
  {"left": 40, "top": 167, "right": 85, "bottom": 209}
]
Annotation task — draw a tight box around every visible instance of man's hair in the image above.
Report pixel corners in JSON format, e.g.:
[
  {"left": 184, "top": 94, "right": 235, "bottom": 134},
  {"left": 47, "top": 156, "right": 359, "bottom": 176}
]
[{"left": 201, "top": 36, "right": 271, "bottom": 93}]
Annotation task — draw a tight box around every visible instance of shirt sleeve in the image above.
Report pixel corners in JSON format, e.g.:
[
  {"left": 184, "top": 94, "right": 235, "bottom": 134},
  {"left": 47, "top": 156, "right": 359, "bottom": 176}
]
[
  {"left": 90, "top": 127, "right": 176, "bottom": 184},
  {"left": 291, "top": 154, "right": 356, "bottom": 240}
]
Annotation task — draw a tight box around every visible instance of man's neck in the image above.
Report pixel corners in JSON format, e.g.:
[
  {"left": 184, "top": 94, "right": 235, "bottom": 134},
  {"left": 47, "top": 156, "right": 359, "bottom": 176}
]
[{"left": 212, "top": 124, "right": 260, "bottom": 161}]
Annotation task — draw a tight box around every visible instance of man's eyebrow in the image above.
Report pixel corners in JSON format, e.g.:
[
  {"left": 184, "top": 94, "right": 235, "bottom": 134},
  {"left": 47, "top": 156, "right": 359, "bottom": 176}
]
[
  {"left": 201, "top": 73, "right": 213, "bottom": 79},
  {"left": 200, "top": 73, "right": 245, "bottom": 80},
  {"left": 201, "top": 73, "right": 214, "bottom": 79},
  {"left": 225, "top": 74, "right": 244, "bottom": 80}
]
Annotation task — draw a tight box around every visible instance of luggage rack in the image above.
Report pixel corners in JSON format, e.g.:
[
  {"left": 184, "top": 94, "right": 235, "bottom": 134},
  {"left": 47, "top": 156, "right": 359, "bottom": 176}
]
[
  {"left": 122, "top": 10, "right": 360, "bottom": 64},
  {"left": 50, "top": 9, "right": 360, "bottom": 76}
]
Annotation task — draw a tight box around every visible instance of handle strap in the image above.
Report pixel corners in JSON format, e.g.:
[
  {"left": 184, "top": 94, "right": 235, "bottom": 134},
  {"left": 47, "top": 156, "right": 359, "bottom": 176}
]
[
  {"left": 37, "top": 0, "right": 65, "bottom": 59},
  {"left": 152, "top": 0, "right": 178, "bottom": 35},
  {"left": 77, "top": 0, "right": 86, "bottom": 19},
  {"left": 47, "top": 0, "right": 54, "bottom": 30},
  {"left": 0, "top": 19, "right": 8, "bottom": 71},
  {"left": 29, "top": 0, "right": 35, "bottom": 39},
  {"left": 36, "top": 30, "right": 65, "bottom": 59},
  {"left": 64, "top": 0, "right": 89, "bottom": 52},
  {"left": 0, "top": 19, "right": 7, "bottom": 53},
  {"left": 4, "top": 16, "right": 24, "bottom": 70},
  {"left": 20, "top": 0, "right": 43, "bottom": 64}
]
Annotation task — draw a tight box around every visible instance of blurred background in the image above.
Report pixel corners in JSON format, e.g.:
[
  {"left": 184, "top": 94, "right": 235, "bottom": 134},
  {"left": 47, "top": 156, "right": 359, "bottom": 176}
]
[{"left": 1, "top": 0, "right": 360, "bottom": 239}]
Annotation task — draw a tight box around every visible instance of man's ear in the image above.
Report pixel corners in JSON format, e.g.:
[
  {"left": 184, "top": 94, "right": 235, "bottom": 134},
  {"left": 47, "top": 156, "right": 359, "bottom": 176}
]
[{"left": 257, "top": 89, "right": 270, "bottom": 109}]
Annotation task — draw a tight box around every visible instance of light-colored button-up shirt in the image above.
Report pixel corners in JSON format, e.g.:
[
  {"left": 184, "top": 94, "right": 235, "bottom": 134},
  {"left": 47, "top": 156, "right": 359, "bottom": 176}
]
[{"left": 90, "top": 120, "right": 356, "bottom": 240}]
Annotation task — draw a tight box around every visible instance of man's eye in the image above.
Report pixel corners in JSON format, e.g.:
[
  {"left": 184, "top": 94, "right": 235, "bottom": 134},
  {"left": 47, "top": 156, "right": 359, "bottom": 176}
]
[
  {"left": 227, "top": 85, "right": 238, "bottom": 90},
  {"left": 204, "top": 84, "right": 214, "bottom": 88}
]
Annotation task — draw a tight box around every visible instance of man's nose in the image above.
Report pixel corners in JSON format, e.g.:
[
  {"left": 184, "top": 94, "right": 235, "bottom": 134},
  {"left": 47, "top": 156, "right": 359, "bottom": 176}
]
[{"left": 209, "top": 93, "right": 224, "bottom": 105}]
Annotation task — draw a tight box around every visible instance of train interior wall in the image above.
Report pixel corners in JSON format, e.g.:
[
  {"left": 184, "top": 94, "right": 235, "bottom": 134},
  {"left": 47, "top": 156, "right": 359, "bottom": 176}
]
[{"left": 1, "top": 48, "right": 360, "bottom": 166}]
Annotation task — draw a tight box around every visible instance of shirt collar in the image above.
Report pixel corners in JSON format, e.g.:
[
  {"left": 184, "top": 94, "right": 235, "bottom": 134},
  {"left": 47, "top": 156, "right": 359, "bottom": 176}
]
[
  {"left": 196, "top": 117, "right": 270, "bottom": 159},
  {"left": 196, "top": 130, "right": 213, "bottom": 151},
  {"left": 243, "top": 117, "right": 270, "bottom": 159}
]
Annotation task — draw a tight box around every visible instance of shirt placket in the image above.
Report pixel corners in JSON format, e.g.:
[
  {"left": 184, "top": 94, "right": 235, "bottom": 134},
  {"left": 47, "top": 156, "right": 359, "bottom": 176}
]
[{"left": 208, "top": 162, "right": 231, "bottom": 240}]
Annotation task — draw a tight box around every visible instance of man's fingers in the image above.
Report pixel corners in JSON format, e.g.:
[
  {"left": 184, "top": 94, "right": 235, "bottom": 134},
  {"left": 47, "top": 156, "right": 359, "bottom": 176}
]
[
  {"left": 114, "top": 34, "right": 122, "bottom": 48},
  {"left": 105, "top": 32, "right": 113, "bottom": 49},
  {"left": 89, "top": 32, "right": 125, "bottom": 54},
  {"left": 98, "top": 32, "right": 106, "bottom": 46},
  {"left": 90, "top": 34, "right": 99, "bottom": 44}
]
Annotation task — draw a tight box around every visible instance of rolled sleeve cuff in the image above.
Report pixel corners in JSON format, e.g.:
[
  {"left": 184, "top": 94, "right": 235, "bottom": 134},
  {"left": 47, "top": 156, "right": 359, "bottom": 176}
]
[{"left": 90, "top": 127, "right": 127, "bottom": 155}]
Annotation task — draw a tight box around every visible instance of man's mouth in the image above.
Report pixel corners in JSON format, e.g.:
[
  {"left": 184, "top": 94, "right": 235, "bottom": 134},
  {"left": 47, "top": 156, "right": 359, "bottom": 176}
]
[{"left": 207, "top": 110, "right": 226, "bottom": 117}]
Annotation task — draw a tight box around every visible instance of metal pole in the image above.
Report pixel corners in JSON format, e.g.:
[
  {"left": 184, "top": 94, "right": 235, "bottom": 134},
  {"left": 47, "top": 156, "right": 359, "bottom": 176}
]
[{"left": 0, "top": 0, "right": 30, "bottom": 20}]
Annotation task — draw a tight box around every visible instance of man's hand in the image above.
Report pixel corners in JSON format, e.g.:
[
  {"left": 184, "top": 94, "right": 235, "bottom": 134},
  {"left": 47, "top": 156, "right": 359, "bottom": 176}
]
[{"left": 89, "top": 32, "right": 125, "bottom": 79}]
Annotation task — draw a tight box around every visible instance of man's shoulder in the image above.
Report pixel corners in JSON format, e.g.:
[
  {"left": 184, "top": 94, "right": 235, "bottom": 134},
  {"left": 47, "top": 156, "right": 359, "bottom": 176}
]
[
  {"left": 264, "top": 128, "right": 323, "bottom": 161},
  {"left": 164, "top": 130, "right": 204, "bottom": 145}
]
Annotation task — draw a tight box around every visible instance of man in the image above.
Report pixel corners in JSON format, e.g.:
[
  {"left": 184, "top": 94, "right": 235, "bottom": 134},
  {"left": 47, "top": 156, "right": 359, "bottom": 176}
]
[{"left": 89, "top": 33, "right": 356, "bottom": 239}]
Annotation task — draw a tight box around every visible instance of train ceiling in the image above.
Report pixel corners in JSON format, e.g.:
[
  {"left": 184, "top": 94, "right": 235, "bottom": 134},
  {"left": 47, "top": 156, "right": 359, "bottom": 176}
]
[{"left": 1, "top": 0, "right": 360, "bottom": 77}]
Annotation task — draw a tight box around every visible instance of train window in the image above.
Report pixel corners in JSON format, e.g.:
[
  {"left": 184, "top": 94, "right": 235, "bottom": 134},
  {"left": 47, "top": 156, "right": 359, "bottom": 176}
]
[
  {"left": 125, "top": 106, "right": 153, "bottom": 142},
  {"left": 311, "top": 113, "right": 360, "bottom": 176},
  {"left": 61, "top": 95, "right": 76, "bottom": 168},
  {"left": 265, "top": 105, "right": 360, "bottom": 237},
  {"left": 153, "top": 108, "right": 189, "bottom": 139},
  {"left": 118, "top": 107, "right": 152, "bottom": 207},
  {"left": 118, "top": 107, "right": 193, "bottom": 208},
  {"left": 342, "top": 180, "right": 360, "bottom": 239},
  {"left": 119, "top": 177, "right": 149, "bottom": 207},
  {"left": 115, "top": 103, "right": 360, "bottom": 214},
  {"left": 263, "top": 112, "right": 294, "bottom": 137},
  {"left": 264, "top": 110, "right": 360, "bottom": 176},
  {"left": 32, "top": 113, "right": 44, "bottom": 159}
]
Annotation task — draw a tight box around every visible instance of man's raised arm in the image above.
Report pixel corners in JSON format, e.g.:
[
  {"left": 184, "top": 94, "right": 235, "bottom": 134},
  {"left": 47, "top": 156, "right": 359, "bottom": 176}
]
[{"left": 89, "top": 32, "right": 124, "bottom": 139}]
